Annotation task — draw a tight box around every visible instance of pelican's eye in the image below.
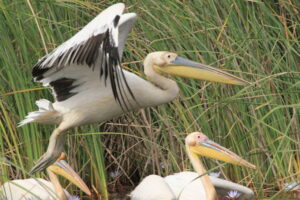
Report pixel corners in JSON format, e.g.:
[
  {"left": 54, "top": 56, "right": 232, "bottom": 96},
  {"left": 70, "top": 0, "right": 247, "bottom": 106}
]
[{"left": 195, "top": 134, "right": 207, "bottom": 142}]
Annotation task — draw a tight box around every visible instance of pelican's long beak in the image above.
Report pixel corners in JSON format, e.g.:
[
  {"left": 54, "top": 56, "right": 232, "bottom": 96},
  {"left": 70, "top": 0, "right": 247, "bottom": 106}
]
[
  {"left": 190, "top": 139, "right": 256, "bottom": 169},
  {"left": 154, "top": 56, "right": 250, "bottom": 85},
  {"left": 48, "top": 160, "right": 92, "bottom": 196}
]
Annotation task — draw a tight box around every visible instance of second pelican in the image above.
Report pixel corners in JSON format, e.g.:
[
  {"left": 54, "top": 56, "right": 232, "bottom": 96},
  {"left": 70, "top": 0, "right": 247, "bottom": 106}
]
[
  {"left": 130, "top": 132, "right": 256, "bottom": 200},
  {"left": 0, "top": 154, "right": 91, "bottom": 200}
]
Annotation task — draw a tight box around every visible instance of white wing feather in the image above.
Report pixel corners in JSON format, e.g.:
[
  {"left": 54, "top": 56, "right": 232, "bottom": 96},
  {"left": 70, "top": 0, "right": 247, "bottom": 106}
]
[
  {"left": 164, "top": 171, "right": 206, "bottom": 200},
  {"left": 165, "top": 172, "right": 254, "bottom": 200},
  {"left": 31, "top": 3, "right": 137, "bottom": 109},
  {"left": 131, "top": 172, "right": 254, "bottom": 200},
  {"left": 36, "top": 3, "right": 125, "bottom": 70},
  {"left": 130, "top": 175, "right": 175, "bottom": 200},
  {"left": 210, "top": 176, "right": 254, "bottom": 199},
  {"left": 0, "top": 178, "right": 70, "bottom": 200}
]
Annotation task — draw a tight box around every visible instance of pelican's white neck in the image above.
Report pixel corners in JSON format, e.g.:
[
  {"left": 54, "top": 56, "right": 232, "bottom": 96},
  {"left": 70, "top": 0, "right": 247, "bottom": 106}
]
[
  {"left": 186, "top": 144, "right": 217, "bottom": 200},
  {"left": 143, "top": 54, "right": 179, "bottom": 102}
]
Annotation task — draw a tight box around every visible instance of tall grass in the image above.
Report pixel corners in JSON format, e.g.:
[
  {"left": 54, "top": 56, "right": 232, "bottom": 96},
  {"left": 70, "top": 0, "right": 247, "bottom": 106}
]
[{"left": 0, "top": 0, "right": 299, "bottom": 199}]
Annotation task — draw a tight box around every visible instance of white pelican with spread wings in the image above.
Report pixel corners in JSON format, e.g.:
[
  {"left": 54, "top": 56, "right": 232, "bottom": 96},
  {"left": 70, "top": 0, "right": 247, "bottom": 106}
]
[{"left": 20, "top": 3, "right": 250, "bottom": 174}]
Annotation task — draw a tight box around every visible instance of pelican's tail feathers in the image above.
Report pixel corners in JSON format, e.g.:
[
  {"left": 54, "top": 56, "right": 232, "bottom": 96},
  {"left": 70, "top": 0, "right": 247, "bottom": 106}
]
[{"left": 18, "top": 99, "right": 61, "bottom": 127}]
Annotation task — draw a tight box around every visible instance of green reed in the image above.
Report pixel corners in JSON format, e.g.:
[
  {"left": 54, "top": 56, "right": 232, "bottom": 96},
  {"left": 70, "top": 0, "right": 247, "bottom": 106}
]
[{"left": 0, "top": 0, "right": 299, "bottom": 199}]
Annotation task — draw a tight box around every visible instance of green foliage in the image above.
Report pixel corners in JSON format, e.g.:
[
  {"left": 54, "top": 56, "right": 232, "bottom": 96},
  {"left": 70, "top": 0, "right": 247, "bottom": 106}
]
[{"left": 0, "top": 0, "right": 299, "bottom": 199}]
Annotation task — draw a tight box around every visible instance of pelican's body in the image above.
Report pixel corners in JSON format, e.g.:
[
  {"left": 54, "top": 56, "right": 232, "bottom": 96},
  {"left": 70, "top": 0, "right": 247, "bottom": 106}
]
[
  {"left": 165, "top": 172, "right": 254, "bottom": 200},
  {"left": 0, "top": 178, "right": 74, "bottom": 200},
  {"left": 20, "top": 3, "right": 250, "bottom": 173},
  {"left": 0, "top": 159, "right": 91, "bottom": 200},
  {"left": 131, "top": 132, "right": 255, "bottom": 200},
  {"left": 47, "top": 66, "right": 177, "bottom": 128},
  {"left": 130, "top": 173, "right": 253, "bottom": 200}
]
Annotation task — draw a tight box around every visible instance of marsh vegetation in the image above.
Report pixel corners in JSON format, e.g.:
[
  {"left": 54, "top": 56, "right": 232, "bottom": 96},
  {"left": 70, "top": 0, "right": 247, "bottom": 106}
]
[{"left": 0, "top": 0, "right": 299, "bottom": 199}]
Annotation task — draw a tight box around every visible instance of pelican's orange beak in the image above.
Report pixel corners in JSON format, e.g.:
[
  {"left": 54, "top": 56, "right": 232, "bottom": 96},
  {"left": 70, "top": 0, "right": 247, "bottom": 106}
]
[
  {"left": 190, "top": 138, "right": 256, "bottom": 169},
  {"left": 48, "top": 160, "right": 92, "bottom": 196}
]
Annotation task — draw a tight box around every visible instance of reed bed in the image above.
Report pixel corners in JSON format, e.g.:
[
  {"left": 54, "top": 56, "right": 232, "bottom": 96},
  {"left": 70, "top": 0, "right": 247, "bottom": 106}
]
[{"left": 0, "top": 0, "right": 299, "bottom": 199}]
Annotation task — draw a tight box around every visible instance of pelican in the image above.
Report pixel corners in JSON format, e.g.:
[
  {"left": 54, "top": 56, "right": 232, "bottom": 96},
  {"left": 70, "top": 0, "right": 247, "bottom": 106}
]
[
  {"left": 19, "top": 3, "right": 250, "bottom": 174},
  {"left": 0, "top": 154, "right": 91, "bottom": 200},
  {"left": 130, "top": 132, "right": 256, "bottom": 200}
]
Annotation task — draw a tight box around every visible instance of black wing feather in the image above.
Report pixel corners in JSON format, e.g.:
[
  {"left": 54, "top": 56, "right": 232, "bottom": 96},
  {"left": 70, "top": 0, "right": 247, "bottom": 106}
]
[
  {"left": 49, "top": 78, "right": 78, "bottom": 102},
  {"left": 32, "top": 15, "right": 135, "bottom": 109}
]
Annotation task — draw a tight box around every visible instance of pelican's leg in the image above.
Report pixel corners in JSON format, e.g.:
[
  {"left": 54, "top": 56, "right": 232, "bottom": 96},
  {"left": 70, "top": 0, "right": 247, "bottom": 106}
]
[{"left": 29, "top": 127, "right": 66, "bottom": 174}]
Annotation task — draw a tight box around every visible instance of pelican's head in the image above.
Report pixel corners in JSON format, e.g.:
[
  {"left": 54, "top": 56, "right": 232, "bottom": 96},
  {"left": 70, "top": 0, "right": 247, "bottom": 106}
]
[
  {"left": 186, "top": 132, "right": 256, "bottom": 169},
  {"left": 144, "top": 51, "right": 250, "bottom": 85},
  {"left": 47, "top": 158, "right": 92, "bottom": 197}
]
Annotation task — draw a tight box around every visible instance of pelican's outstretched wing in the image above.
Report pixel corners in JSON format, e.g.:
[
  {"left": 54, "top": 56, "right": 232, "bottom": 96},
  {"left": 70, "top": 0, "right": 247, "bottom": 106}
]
[{"left": 32, "top": 3, "right": 137, "bottom": 109}]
